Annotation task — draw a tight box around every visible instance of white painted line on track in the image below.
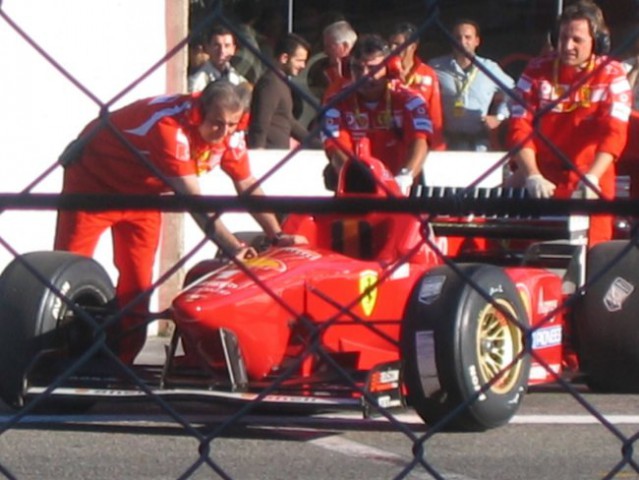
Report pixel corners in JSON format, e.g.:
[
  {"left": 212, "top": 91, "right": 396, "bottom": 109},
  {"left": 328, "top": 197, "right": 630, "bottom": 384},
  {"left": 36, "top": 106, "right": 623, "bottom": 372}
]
[
  {"left": 309, "top": 434, "right": 479, "bottom": 480},
  {"left": 510, "top": 414, "right": 639, "bottom": 424},
  {"left": 4, "top": 411, "right": 639, "bottom": 426},
  {"left": 313, "top": 411, "right": 639, "bottom": 425}
]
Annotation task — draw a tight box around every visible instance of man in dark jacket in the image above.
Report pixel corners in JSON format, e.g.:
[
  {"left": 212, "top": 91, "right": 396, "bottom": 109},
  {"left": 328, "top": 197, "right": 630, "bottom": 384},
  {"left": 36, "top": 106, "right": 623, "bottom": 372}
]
[{"left": 248, "top": 33, "right": 320, "bottom": 149}]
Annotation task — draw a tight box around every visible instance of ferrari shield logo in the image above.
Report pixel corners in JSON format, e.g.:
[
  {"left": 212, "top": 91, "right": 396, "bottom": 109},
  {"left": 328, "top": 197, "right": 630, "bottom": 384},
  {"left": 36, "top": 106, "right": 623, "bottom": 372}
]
[{"left": 359, "top": 270, "right": 378, "bottom": 316}]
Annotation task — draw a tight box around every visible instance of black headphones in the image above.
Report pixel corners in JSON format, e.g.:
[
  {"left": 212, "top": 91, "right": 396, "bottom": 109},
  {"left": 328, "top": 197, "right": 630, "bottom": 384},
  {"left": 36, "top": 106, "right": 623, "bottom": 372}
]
[{"left": 549, "top": 2, "right": 611, "bottom": 55}]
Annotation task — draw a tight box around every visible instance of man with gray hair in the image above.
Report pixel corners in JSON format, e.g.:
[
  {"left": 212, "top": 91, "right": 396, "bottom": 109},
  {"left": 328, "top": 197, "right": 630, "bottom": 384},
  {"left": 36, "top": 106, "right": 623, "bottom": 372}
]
[
  {"left": 322, "top": 20, "right": 358, "bottom": 89},
  {"left": 55, "top": 81, "right": 304, "bottom": 364}
]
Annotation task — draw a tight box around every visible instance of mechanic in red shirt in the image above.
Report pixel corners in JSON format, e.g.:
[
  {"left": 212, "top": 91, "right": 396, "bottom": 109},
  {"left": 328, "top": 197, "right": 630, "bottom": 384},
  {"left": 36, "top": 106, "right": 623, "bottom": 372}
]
[
  {"left": 55, "top": 81, "right": 305, "bottom": 364},
  {"left": 388, "top": 22, "right": 445, "bottom": 151},
  {"left": 507, "top": 1, "right": 631, "bottom": 245},
  {"left": 322, "top": 34, "right": 433, "bottom": 195}
]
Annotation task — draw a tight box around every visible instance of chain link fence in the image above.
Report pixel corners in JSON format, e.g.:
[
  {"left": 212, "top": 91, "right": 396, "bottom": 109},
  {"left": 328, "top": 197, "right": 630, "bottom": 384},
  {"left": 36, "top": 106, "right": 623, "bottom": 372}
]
[{"left": 1, "top": 0, "right": 639, "bottom": 478}]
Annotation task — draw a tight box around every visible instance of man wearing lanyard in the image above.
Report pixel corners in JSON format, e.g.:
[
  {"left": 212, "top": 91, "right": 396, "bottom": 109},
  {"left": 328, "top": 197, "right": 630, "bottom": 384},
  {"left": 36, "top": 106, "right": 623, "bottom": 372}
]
[
  {"left": 507, "top": 1, "right": 631, "bottom": 246},
  {"left": 429, "top": 19, "right": 514, "bottom": 151},
  {"left": 322, "top": 34, "right": 432, "bottom": 195},
  {"left": 387, "top": 22, "right": 445, "bottom": 151}
]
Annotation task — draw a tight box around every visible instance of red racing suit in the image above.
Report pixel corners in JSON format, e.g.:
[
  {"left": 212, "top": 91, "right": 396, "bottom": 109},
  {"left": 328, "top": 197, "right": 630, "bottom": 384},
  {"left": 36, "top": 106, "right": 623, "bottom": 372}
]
[
  {"left": 508, "top": 53, "right": 631, "bottom": 245},
  {"left": 55, "top": 93, "right": 251, "bottom": 362},
  {"left": 323, "top": 83, "right": 432, "bottom": 175},
  {"left": 398, "top": 56, "right": 446, "bottom": 151}
]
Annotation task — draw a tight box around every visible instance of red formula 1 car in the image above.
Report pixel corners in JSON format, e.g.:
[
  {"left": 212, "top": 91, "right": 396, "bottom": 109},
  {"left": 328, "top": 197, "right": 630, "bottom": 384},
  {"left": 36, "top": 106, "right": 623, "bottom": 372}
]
[{"left": 1, "top": 155, "right": 638, "bottom": 432}]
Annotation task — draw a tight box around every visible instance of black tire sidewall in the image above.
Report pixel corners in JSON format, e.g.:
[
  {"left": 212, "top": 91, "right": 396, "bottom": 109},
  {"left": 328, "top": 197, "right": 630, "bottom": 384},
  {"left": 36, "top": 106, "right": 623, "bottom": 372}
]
[
  {"left": 0, "top": 251, "right": 114, "bottom": 407},
  {"left": 450, "top": 267, "right": 529, "bottom": 429},
  {"left": 576, "top": 240, "right": 639, "bottom": 392}
]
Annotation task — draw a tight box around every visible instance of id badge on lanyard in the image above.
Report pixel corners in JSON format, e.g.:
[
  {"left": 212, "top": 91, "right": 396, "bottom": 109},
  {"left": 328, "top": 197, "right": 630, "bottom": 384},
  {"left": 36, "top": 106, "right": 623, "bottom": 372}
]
[{"left": 453, "top": 65, "right": 478, "bottom": 117}]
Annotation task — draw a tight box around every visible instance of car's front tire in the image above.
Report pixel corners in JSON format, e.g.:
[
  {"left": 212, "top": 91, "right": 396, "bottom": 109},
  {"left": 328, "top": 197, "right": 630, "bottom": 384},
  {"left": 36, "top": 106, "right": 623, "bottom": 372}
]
[{"left": 401, "top": 264, "right": 530, "bottom": 431}]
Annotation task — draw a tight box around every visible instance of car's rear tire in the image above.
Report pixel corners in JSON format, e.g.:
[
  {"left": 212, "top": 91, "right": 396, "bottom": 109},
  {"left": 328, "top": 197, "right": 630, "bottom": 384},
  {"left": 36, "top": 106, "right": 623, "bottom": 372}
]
[
  {"left": 575, "top": 240, "right": 639, "bottom": 392},
  {"left": 401, "top": 264, "right": 530, "bottom": 431},
  {"left": 0, "top": 251, "right": 115, "bottom": 408}
]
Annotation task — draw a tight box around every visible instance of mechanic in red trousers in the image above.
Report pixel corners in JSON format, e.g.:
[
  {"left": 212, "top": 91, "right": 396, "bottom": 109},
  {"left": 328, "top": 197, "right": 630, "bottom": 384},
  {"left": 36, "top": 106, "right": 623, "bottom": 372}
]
[
  {"left": 55, "top": 81, "right": 306, "bottom": 364},
  {"left": 507, "top": 1, "right": 631, "bottom": 246},
  {"left": 322, "top": 34, "right": 433, "bottom": 195}
]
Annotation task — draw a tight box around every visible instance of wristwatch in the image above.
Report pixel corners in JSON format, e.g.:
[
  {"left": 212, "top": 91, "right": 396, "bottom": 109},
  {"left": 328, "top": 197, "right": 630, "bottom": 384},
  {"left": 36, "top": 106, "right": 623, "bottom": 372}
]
[{"left": 496, "top": 113, "right": 507, "bottom": 122}]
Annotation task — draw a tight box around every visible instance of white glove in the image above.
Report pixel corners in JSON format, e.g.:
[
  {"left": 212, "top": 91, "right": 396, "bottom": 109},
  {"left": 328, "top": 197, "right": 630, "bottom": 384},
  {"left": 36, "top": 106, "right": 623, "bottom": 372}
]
[
  {"left": 525, "top": 174, "right": 556, "bottom": 198},
  {"left": 394, "top": 170, "right": 413, "bottom": 196},
  {"left": 574, "top": 173, "right": 600, "bottom": 199}
]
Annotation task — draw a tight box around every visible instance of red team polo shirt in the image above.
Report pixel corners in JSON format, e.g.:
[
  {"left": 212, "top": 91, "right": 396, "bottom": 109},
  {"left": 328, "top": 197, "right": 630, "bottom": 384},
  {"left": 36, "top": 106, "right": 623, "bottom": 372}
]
[
  {"left": 509, "top": 54, "right": 630, "bottom": 193},
  {"left": 63, "top": 93, "right": 251, "bottom": 194},
  {"left": 400, "top": 56, "right": 445, "bottom": 151},
  {"left": 508, "top": 53, "right": 631, "bottom": 244},
  {"left": 323, "top": 84, "right": 432, "bottom": 175}
]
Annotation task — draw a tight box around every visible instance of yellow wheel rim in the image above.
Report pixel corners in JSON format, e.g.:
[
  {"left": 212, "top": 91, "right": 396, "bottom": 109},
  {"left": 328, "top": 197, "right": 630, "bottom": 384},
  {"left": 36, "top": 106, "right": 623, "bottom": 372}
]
[{"left": 475, "top": 299, "right": 524, "bottom": 395}]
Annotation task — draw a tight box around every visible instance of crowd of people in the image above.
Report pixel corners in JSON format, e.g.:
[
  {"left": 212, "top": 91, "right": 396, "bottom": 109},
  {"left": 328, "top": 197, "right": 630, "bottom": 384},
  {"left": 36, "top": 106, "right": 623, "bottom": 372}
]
[
  {"left": 186, "top": 1, "right": 636, "bottom": 191},
  {"left": 53, "top": 0, "right": 637, "bottom": 363}
]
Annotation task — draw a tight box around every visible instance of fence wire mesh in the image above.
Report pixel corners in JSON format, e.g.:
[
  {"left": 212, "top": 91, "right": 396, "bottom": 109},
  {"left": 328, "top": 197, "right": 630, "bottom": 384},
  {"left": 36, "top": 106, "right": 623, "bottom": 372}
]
[{"left": 1, "top": 0, "right": 639, "bottom": 478}]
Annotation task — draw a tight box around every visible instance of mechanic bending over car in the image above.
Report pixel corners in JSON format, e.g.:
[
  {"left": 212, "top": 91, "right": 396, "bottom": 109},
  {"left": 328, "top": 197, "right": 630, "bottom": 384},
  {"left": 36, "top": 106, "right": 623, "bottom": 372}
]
[
  {"left": 506, "top": 0, "right": 631, "bottom": 246},
  {"left": 321, "top": 34, "right": 433, "bottom": 195},
  {"left": 54, "top": 80, "right": 307, "bottom": 364}
]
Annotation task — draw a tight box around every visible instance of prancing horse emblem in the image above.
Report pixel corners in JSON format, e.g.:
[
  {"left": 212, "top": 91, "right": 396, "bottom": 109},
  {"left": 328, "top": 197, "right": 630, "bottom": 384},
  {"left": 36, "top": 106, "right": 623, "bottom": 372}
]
[{"left": 359, "top": 270, "right": 379, "bottom": 316}]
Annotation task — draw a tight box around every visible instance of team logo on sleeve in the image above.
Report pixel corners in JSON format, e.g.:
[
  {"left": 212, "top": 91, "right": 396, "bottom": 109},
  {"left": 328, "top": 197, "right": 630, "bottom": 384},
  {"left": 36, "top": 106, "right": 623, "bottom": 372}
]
[
  {"left": 511, "top": 104, "right": 526, "bottom": 117},
  {"left": 413, "top": 118, "right": 432, "bottom": 131},
  {"left": 517, "top": 76, "right": 533, "bottom": 93},
  {"left": 325, "top": 108, "right": 340, "bottom": 118},
  {"left": 612, "top": 102, "right": 631, "bottom": 122},
  {"left": 611, "top": 77, "right": 631, "bottom": 95},
  {"left": 406, "top": 96, "right": 425, "bottom": 111},
  {"left": 324, "top": 108, "right": 341, "bottom": 137}
]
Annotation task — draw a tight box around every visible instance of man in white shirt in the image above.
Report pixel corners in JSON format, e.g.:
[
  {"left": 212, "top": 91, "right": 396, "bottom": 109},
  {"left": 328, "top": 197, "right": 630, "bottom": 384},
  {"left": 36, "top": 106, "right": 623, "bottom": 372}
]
[
  {"left": 188, "top": 24, "right": 250, "bottom": 92},
  {"left": 429, "top": 19, "right": 514, "bottom": 151}
]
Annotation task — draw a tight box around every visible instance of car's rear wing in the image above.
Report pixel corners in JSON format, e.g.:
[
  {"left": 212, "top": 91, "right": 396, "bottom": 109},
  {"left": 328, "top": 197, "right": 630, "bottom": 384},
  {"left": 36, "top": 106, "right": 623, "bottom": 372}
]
[
  {"left": 413, "top": 186, "right": 589, "bottom": 243},
  {"left": 413, "top": 186, "right": 589, "bottom": 289}
]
